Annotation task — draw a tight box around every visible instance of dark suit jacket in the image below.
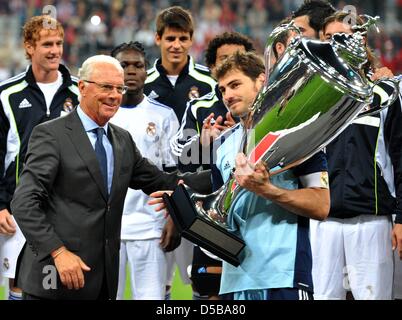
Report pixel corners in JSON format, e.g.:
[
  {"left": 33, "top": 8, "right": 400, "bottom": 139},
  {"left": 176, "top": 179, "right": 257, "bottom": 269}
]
[{"left": 11, "top": 109, "right": 211, "bottom": 300}]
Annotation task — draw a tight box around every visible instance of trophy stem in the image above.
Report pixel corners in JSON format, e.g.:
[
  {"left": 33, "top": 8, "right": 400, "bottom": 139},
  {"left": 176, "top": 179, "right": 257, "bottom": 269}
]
[{"left": 183, "top": 178, "right": 241, "bottom": 229}]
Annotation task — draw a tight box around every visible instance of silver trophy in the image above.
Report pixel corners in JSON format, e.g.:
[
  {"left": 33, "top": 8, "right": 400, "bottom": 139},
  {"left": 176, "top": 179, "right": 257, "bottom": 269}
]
[{"left": 164, "top": 17, "right": 400, "bottom": 266}]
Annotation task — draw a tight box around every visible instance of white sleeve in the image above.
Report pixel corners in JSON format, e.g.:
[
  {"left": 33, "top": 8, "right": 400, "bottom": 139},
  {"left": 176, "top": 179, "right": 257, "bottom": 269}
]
[{"left": 299, "top": 171, "right": 329, "bottom": 189}]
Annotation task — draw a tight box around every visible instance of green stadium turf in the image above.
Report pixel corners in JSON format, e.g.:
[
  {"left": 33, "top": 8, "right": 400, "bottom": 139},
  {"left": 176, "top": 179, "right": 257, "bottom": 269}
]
[{"left": 123, "top": 266, "right": 192, "bottom": 300}]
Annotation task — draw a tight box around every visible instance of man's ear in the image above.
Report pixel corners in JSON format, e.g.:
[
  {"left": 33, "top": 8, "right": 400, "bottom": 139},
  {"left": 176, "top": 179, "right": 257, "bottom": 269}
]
[
  {"left": 155, "top": 33, "right": 161, "bottom": 46},
  {"left": 210, "top": 64, "right": 216, "bottom": 78},
  {"left": 318, "top": 30, "right": 324, "bottom": 40},
  {"left": 24, "top": 41, "right": 34, "bottom": 57},
  {"left": 275, "top": 42, "right": 286, "bottom": 58},
  {"left": 78, "top": 80, "right": 86, "bottom": 95},
  {"left": 256, "top": 73, "right": 266, "bottom": 90}
]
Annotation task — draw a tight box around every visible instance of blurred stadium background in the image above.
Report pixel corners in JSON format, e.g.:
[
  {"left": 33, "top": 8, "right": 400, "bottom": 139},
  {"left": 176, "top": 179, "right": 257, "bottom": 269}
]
[
  {"left": 0, "top": 0, "right": 401, "bottom": 80},
  {"left": 0, "top": 0, "right": 401, "bottom": 300}
]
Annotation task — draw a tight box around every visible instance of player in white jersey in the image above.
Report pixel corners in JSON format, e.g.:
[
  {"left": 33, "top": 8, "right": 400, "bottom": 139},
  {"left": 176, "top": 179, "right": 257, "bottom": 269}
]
[{"left": 110, "top": 42, "right": 180, "bottom": 299}]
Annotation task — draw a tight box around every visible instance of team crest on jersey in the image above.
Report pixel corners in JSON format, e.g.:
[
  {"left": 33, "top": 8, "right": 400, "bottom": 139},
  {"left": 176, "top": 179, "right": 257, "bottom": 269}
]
[
  {"left": 320, "top": 171, "right": 329, "bottom": 188},
  {"left": 63, "top": 97, "right": 74, "bottom": 113},
  {"left": 3, "top": 257, "right": 9, "bottom": 270},
  {"left": 146, "top": 122, "right": 157, "bottom": 136},
  {"left": 188, "top": 86, "right": 200, "bottom": 100}
]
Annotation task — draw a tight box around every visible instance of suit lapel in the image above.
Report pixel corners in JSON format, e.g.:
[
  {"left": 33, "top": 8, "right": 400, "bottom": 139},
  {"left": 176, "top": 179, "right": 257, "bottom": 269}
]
[
  {"left": 65, "top": 110, "right": 108, "bottom": 201},
  {"left": 108, "top": 124, "right": 123, "bottom": 200}
]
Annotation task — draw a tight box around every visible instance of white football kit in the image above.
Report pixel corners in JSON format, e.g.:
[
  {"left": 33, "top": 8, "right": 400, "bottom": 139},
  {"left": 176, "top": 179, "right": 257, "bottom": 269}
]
[{"left": 111, "top": 95, "right": 180, "bottom": 299}]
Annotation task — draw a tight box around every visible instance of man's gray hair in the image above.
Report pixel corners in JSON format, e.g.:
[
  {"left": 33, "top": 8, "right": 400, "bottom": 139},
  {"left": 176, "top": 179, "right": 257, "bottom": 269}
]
[{"left": 78, "top": 55, "right": 123, "bottom": 80}]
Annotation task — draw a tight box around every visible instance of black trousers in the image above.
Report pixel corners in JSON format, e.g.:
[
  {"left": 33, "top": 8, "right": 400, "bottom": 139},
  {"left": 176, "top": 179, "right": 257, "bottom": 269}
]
[{"left": 22, "top": 292, "right": 49, "bottom": 300}]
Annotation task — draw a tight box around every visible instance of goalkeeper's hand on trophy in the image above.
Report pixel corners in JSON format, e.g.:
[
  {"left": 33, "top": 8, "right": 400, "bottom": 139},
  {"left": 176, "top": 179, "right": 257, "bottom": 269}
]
[{"left": 234, "top": 153, "right": 271, "bottom": 198}]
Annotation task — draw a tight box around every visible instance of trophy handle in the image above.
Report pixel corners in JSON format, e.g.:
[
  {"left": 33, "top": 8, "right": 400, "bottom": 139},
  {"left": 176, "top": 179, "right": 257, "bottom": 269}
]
[{"left": 357, "top": 78, "right": 400, "bottom": 118}]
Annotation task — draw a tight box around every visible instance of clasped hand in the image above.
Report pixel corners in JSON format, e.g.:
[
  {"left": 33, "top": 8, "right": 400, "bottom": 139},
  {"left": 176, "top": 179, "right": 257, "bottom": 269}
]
[{"left": 234, "top": 153, "right": 271, "bottom": 197}]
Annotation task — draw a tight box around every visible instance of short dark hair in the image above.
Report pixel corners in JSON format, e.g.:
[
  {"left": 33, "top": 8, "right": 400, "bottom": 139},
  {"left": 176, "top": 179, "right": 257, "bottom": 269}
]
[
  {"left": 215, "top": 52, "right": 265, "bottom": 82},
  {"left": 110, "top": 41, "right": 147, "bottom": 65},
  {"left": 111, "top": 41, "right": 145, "bottom": 58},
  {"left": 156, "top": 6, "right": 194, "bottom": 38},
  {"left": 292, "top": 0, "right": 336, "bottom": 36},
  {"left": 204, "top": 32, "right": 255, "bottom": 68}
]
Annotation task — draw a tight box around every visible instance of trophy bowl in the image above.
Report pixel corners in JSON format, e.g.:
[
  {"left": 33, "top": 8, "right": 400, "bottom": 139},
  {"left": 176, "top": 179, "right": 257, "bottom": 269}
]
[{"left": 164, "top": 30, "right": 398, "bottom": 266}]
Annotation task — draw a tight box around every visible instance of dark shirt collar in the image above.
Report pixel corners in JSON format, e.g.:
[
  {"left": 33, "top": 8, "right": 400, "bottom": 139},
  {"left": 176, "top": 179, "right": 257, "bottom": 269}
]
[
  {"left": 25, "top": 63, "right": 74, "bottom": 89},
  {"left": 155, "top": 56, "right": 191, "bottom": 79}
]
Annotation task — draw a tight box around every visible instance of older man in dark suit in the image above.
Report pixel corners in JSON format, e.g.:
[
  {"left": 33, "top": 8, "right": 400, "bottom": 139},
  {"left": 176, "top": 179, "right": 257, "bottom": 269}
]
[{"left": 11, "top": 55, "right": 209, "bottom": 300}]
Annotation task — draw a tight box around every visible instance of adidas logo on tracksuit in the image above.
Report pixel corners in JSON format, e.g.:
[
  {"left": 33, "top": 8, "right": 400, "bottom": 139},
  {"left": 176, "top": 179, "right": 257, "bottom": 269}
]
[{"left": 18, "top": 98, "right": 32, "bottom": 109}]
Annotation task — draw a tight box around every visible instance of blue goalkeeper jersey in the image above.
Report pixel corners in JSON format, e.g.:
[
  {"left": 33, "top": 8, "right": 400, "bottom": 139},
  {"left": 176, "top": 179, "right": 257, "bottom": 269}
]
[{"left": 214, "top": 125, "right": 327, "bottom": 294}]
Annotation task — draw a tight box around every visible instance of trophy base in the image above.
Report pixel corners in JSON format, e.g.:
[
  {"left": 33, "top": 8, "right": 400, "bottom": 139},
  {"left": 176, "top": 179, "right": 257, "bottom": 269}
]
[{"left": 163, "top": 184, "right": 245, "bottom": 267}]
